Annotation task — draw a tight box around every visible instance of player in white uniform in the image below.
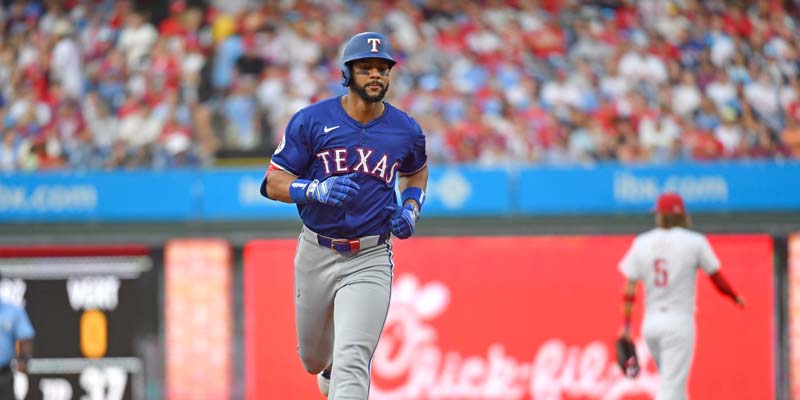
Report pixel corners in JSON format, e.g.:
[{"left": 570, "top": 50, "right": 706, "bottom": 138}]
[{"left": 618, "top": 192, "right": 745, "bottom": 399}]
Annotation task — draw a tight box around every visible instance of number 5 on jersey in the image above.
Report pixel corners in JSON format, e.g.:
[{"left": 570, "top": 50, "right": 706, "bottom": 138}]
[{"left": 654, "top": 258, "right": 669, "bottom": 287}]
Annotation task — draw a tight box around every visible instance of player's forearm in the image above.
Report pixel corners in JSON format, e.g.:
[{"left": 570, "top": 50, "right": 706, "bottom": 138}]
[
  {"left": 621, "top": 280, "right": 637, "bottom": 334},
  {"left": 17, "top": 339, "right": 33, "bottom": 360},
  {"left": 398, "top": 165, "right": 428, "bottom": 209},
  {"left": 15, "top": 339, "right": 32, "bottom": 373},
  {"left": 265, "top": 169, "right": 299, "bottom": 203},
  {"left": 709, "top": 271, "right": 739, "bottom": 302}
]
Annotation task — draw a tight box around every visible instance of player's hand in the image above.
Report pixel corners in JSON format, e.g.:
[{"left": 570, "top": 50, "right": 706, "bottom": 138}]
[
  {"left": 307, "top": 173, "right": 360, "bottom": 207},
  {"left": 735, "top": 296, "right": 746, "bottom": 309},
  {"left": 385, "top": 203, "right": 418, "bottom": 239},
  {"left": 615, "top": 336, "right": 640, "bottom": 378}
]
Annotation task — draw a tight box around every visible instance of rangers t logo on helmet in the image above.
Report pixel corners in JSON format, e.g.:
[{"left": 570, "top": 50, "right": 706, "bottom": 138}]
[{"left": 367, "top": 38, "right": 381, "bottom": 52}]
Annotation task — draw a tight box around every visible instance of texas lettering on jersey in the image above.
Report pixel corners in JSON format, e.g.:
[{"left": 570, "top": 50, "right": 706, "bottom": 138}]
[{"left": 316, "top": 147, "right": 399, "bottom": 185}]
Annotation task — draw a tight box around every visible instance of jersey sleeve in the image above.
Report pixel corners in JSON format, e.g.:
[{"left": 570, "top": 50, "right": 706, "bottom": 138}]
[
  {"left": 697, "top": 235, "right": 721, "bottom": 274},
  {"left": 269, "top": 111, "right": 312, "bottom": 177},
  {"left": 14, "top": 306, "right": 35, "bottom": 340},
  {"left": 619, "top": 238, "right": 643, "bottom": 281},
  {"left": 398, "top": 118, "right": 427, "bottom": 175}
]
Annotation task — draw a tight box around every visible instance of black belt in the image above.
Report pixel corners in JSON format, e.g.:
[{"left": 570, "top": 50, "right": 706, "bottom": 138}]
[{"left": 316, "top": 232, "right": 390, "bottom": 254}]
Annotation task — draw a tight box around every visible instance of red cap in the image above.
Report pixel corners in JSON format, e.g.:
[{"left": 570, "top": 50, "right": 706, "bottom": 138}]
[{"left": 652, "top": 192, "right": 686, "bottom": 215}]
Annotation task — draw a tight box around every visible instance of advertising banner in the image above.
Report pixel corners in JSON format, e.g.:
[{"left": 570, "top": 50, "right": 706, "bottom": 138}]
[
  {"left": 0, "top": 245, "right": 152, "bottom": 400},
  {"left": 0, "top": 171, "right": 197, "bottom": 222},
  {"left": 165, "top": 239, "right": 232, "bottom": 400},
  {"left": 244, "top": 234, "right": 773, "bottom": 399},
  {"left": 2, "top": 162, "right": 800, "bottom": 222},
  {"left": 518, "top": 161, "right": 800, "bottom": 214}
]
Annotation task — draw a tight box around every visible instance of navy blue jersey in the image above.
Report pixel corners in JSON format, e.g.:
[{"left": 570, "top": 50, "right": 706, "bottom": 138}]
[{"left": 268, "top": 96, "right": 427, "bottom": 238}]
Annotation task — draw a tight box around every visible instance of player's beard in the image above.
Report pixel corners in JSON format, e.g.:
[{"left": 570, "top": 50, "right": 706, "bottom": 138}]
[{"left": 353, "top": 81, "right": 389, "bottom": 103}]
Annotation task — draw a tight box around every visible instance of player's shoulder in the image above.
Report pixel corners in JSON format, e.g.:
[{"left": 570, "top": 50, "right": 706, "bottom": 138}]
[
  {"left": 383, "top": 102, "right": 423, "bottom": 132},
  {"left": 634, "top": 228, "right": 662, "bottom": 243}
]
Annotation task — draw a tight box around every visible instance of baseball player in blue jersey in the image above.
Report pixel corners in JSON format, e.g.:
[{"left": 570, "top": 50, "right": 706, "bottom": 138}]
[{"left": 260, "top": 32, "right": 428, "bottom": 399}]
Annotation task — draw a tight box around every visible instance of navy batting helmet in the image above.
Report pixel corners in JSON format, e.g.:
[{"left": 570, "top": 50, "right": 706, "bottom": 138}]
[{"left": 340, "top": 32, "right": 396, "bottom": 87}]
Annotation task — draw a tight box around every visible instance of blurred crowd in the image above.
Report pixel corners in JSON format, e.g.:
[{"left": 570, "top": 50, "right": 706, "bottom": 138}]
[{"left": 2, "top": 0, "right": 800, "bottom": 171}]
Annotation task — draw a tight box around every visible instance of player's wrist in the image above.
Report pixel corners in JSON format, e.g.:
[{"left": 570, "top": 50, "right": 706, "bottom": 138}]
[
  {"left": 289, "top": 179, "right": 314, "bottom": 204},
  {"left": 401, "top": 187, "right": 425, "bottom": 213}
]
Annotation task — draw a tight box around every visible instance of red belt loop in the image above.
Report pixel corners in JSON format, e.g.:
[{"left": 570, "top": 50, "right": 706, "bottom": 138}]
[{"left": 348, "top": 239, "right": 360, "bottom": 252}]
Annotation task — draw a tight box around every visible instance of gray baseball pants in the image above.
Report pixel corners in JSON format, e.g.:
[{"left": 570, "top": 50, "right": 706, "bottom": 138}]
[{"left": 295, "top": 225, "right": 393, "bottom": 399}]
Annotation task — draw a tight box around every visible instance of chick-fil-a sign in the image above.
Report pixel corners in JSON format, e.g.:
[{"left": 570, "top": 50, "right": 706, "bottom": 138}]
[
  {"left": 244, "top": 235, "right": 773, "bottom": 399},
  {"left": 370, "top": 274, "right": 658, "bottom": 399}
]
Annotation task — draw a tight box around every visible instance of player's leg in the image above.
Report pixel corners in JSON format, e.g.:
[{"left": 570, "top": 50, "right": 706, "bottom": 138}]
[
  {"left": 642, "top": 315, "right": 663, "bottom": 369},
  {"left": 655, "top": 316, "right": 695, "bottom": 400},
  {"left": 329, "top": 243, "right": 393, "bottom": 399},
  {"left": 295, "top": 232, "right": 340, "bottom": 374}
]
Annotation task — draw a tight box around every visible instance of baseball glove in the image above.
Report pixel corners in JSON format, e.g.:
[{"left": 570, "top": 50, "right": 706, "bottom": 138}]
[{"left": 615, "top": 336, "right": 640, "bottom": 378}]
